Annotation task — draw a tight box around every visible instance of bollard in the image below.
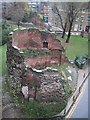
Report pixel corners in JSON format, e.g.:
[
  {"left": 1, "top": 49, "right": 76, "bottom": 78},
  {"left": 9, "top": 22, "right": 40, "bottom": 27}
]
[
  {"left": 64, "top": 109, "right": 66, "bottom": 115},
  {"left": 73, "top": 96, "right": 75, "bottom": 102},
  {"left": 83, "top": 73, "right": 85, "bottom": 78},
  {"left": 79, "top": 87, "right": 81, "bottom": 93}
]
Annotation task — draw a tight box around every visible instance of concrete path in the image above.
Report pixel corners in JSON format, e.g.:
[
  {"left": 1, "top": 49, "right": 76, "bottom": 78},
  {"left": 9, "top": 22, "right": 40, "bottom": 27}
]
[
  {"left": 58, "top": 64, "right": 89, "bottom": 117},
  {"left": 64, "top": 65, "right": 89, "bottom": 117},
  {"left": 77, "top": 67, "right": 88, "bottom": 88},
  {"left": 68, "top": 79, "right": 88, "bottom": 118}
]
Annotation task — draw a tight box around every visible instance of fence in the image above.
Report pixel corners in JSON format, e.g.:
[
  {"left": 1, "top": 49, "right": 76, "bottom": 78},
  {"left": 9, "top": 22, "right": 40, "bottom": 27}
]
[{"left": 59, "top": 71, "right": 90, "bottom": 117}]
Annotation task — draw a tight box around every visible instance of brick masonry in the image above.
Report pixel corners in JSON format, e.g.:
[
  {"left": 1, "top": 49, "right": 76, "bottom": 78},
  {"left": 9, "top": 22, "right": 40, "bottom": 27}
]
[
  {"left": 12, "top": 28, "right": 67, "bottom": 68},
  {"left": 6, "top": 29, "right": 68, "bottom": 102}
]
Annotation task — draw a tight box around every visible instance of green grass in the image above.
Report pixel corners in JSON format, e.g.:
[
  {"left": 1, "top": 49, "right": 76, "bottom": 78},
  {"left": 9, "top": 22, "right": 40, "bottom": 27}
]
[
  {"left": 0, "top": 44, "right": 7, "bottom": 76},
  {"left": 57, "top": 35, "right": 88, "bottom": 60},
  {"left": 3, "top": 77, "right": 67, "bottom": 118},
  {"left": 0, "top": 22, "right": 25, "bottom": 76},
  {"left": 23, "top": 100, "right": 66, "bottom": 118}
]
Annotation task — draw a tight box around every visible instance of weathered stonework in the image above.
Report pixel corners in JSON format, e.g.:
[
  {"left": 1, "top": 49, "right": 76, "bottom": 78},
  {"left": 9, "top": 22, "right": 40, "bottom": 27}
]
[
  {"left": 11, "top": 28, "right": 67, "bottom": 68},
  {"left": 7, "top": 28, "right": 69, "bottom": 103},
  {"left": 7, "top": 40, "right": 25, "bottom": 93},
  {"left": 20, "top": 67, "right": 65, "bottom": 102}
]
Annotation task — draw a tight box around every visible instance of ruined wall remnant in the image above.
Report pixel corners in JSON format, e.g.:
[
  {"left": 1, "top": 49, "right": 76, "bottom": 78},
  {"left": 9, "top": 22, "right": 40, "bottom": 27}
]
[
  {"left": 6, "top": 28, "right": 69, "bottom": 102},
  {"left": 7, "top": 40, "right": 25, "bottom": 93},
  {"left": 12, "top": 28, "right": 62, "bottom": 50},
  {"left": 21, "top": 67, "right": 65, "bottom": 102},
  {"left": 11, "top": 28, "right": 67, "bottom": 68}
]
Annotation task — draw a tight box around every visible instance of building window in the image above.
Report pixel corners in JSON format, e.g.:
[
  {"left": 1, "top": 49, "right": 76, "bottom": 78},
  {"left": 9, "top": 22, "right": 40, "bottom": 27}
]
[
  {"left": 82, "top": 8, "right": 85, "bottom": 13},
  {"left": 74, "top": 24, "right": 78, "bottom": 31},
  {"left": 79, "top": 25, "right": 83, "bottom": 31},
  {"left": 43, "top": 42, "right": 48, "bottom": 48},
  {"left": 86, "top": 16, "right": 90, "bottom": 22},
  {"left": 85, "top": 26, "right": 90, "bottom": 33},
  {"left": 80, "top": 16, "right": 84, "bottom": 22},
  {"left": 75, "top": 16, "right": 79, "bottom": 21}
]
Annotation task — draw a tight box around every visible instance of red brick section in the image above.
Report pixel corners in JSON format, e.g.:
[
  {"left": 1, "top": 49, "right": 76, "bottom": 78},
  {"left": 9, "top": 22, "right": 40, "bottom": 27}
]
[
  {"left": 12, "top": 29, "right": 66, "bottom": 68},
  {"left": 12, "top": 29, "right": 61, "bottom": 50},
  {"left": 61, "top": 53, "right": 66, "bottom": 64},
  {"left": 24, "top": 54, "right": 51, "bottom": 68}
]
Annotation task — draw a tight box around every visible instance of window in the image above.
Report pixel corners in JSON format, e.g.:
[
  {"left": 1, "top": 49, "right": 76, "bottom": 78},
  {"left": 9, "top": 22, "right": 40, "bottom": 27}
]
[
  {"left": 43, "top": 42, "right": 48, "bottom": 48},
  {"left": 75, "top": 16, "right": 79, "bottom": 21},
  {"left": 80, "top": 16, "right": 84, "bottom": 22},
  {"left": 85, "top": 8, "right": 90, "bottom": 12},
  {"left": 85, "top": 26, "right": 90, "bottom": 33},
  {"left": 86, "top": 16, "right": 90, "bottom": 22},
  {"left": 79, "top": 25, "right": 83, "bottom": 31},
  {"left": 82, "top": 8, "right": 85, "bottom": 13},
  {"left": 74, "top": 24, "right": 78, "bottom": 31}
]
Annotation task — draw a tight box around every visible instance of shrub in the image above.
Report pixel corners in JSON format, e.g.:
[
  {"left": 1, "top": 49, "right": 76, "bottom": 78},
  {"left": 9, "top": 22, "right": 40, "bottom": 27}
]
[{"left": 1, "top": 21, "right": 12, "bottom": 46}]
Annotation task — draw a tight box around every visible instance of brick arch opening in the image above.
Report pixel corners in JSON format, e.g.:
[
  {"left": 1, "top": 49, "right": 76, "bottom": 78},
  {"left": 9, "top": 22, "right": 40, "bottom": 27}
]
[{"left": 43, "top": 42, "right": 48, "bottom": 48}]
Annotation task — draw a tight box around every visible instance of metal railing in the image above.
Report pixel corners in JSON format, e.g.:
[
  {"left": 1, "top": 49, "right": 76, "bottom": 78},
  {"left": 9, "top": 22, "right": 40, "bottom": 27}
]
[{"left": 61, "top": 71, "right": 90, "bottom": 117}]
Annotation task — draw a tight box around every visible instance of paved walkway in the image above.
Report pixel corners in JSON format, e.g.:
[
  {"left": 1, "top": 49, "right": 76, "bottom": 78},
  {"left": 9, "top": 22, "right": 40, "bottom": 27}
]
[
  {"left": 58, "top": 65, "right": 89, "bottom": 117},
  {"left": 77, "top": 67, "right": 88, "bottom": 88}
]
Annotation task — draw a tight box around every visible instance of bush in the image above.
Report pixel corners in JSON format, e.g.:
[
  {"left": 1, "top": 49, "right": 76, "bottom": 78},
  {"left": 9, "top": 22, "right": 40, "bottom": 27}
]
[{"left": 1, "top": 21, "right": 12, "bottom": 46}]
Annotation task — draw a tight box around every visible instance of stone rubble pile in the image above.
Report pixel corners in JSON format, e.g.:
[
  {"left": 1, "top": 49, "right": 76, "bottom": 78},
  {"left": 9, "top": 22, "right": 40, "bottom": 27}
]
[{"left": 37, "top": 71, "right": 65, "bottom": 102}]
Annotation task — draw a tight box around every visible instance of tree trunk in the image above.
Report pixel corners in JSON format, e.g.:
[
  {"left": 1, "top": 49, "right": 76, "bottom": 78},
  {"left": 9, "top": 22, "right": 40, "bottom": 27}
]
[
  {"left": 17, "top": 21, "right": 20, "bottom": 28},
  {"left": 66, "top": 20, "right": 73, "bottom": 43},
  {"left": 62, "top": 21, "right": 67, "bottom": 38},
  {"left": 62, "top": 28, "right": 66, "bottom": 38},
  {"left": 34, "top": 86, "right": 37, "bottom": 101}
]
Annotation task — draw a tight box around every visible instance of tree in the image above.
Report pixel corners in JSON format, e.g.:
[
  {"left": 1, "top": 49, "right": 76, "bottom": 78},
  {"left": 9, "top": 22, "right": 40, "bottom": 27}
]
[
  {"left": 26, "top": 71, "right": 41, "bottom": 101},
  {"left": 22, "top": 5, "right": 34, "bottom": 23},
  {"left": 52, "top": 2, "right": 68, "bottom": 38},
  {"left": 52, "top": 3, "right": 67, "bottom": 38},
  {"left": 51, "top": 2, "right": 82, "bottom": 42},
  {"left": 65, "top": 2, "right": 82, "bottom": 43},
  {"left": 2, "top": 2, "right": 28, "bottom": 28},
  {"left": 10, "top": 2, "right": 26, "bottom": 28},
  {"left": 1, "top": 21, "right": 11, "bottom": 45}
]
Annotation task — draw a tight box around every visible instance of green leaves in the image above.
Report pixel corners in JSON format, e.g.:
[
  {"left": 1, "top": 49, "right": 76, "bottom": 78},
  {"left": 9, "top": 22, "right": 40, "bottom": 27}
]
[{"left": 1, "top": 21, "right": 14, "bottom": 46}]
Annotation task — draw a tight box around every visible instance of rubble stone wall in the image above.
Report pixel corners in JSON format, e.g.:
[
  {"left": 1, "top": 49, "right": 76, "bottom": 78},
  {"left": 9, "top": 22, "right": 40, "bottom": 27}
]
[
  {"left": 6, "top": 40, "right": 25, "bottom": 93},
  {"left": 22, "top": 68, "right": 65, "bottom": 102},
  {"left": 6, "top": 41, "right": 67, "bottom": 103},
  {"left": 24, "top": 49, "right": 62, "bottom": 69}
]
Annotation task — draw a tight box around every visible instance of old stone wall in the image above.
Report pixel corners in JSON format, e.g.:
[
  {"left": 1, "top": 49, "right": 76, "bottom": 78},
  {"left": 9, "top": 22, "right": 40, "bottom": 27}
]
[
  {"left": 24, "top": 49, "right": 62, "bottom": 69},
  {"left": 7, "top": 28, "right": 69, "bottom": 97},
  {"left": 11, "top": 28, "right": 67, "bottom": 67},
  {"left": 6, "top": 40, "right": 25, "bottom": 93},
  {"left": 22, "top": 68, "right": 65, "bottom": 103},
  {"left": 12, "top": 29, "right": 61, "bottom": 50},
  {"left": 6, "top": 41, "right": 68, "bottom": 103}
]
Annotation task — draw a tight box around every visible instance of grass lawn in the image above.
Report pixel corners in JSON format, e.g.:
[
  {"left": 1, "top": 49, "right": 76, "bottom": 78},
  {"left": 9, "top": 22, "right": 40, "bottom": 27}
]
[
  {"left": 0, "top": 44, "right": 7, "bottom": 76},
  {"left": 57, "top": 35, "right": 88, "bottom": 60}
]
